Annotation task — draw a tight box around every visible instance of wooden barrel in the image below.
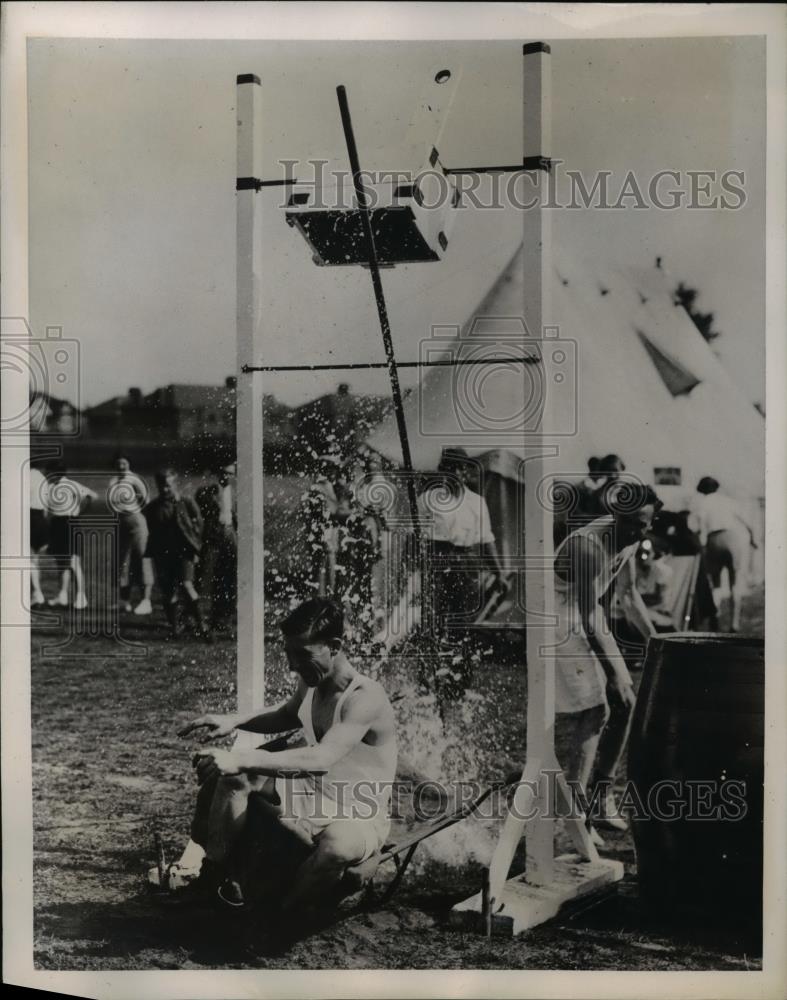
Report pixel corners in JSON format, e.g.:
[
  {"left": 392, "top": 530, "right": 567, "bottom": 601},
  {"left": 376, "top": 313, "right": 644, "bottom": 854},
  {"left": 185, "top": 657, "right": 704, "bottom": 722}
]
[{"left": 628, "top": 633, "right": 764, "bottom": 925}]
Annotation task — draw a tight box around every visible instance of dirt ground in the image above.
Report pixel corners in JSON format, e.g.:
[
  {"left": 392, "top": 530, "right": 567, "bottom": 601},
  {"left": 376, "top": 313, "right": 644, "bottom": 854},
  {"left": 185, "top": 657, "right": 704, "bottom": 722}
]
[{"left": 30, "top": 562, "right": 764, "bottom": 971}]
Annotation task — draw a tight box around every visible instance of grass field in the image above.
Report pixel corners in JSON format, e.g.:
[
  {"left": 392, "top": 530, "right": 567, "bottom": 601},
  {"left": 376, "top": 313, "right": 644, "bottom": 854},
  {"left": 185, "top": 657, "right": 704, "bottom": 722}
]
[{"left": 29, "top": 486, "right": 765, "bottom": 971}]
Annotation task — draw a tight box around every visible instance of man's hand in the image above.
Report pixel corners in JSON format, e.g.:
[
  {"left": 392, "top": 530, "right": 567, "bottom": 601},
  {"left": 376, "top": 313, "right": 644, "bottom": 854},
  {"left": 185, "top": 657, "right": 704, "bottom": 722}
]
[
  {"left": 607, "top": 673, "right": 636, "bottom": 712},
  {"left": 178, "top": 713, "right": 239, "bottom": 739},
  {"left": 192, "top": 748, "right": 245, "bottom": 783}
]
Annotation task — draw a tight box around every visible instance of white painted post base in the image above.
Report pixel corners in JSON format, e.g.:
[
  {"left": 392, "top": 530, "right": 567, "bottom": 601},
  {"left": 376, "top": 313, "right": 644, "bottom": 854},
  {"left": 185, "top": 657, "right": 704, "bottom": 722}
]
[
  {"left": 451, "top": 854, "right": 624, "bottom": 937},
  {"left": 451, "top": 750, "right": 624, "bottom": 934}
]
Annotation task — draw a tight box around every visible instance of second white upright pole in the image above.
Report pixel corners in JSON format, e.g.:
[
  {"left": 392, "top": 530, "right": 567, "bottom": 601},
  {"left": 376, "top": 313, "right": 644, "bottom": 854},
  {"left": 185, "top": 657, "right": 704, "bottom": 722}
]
[
  {"left": 487, "top": 41, "right": 555, "bottom": 903},
  {"left": 236, "top": 73, "right": 266, "bottom": 727}
]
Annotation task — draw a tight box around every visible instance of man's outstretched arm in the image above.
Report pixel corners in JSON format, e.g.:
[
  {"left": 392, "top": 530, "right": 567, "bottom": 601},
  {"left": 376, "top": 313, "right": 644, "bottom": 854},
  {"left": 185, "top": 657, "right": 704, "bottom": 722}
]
[
  {"left": 179, "top": 682, "right": 305, "bottom": 739},
  {"left": 194, "top": 687, "right": 380, "bottom": 780}
]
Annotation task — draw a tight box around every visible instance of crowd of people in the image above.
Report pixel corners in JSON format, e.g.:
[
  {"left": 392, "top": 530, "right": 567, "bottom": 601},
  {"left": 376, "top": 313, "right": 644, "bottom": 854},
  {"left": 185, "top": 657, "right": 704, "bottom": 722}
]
[
  {"left": 29, "top": 453, "right": 237, "bottom": 643},
  {"left": 296, "top": 446, "right": 759, "bottom": 844},
  {"left": 29, "top": 444, "right": 756, "bottom": 660},
  {"left": 29, "top": 443, "right": 757, "bottom": 895},
  {"left": 296, "top": 445, "right": 759, "bottom": 648},
  {"left": 49, "top": 443, "right": 750, "bottom": 941}
]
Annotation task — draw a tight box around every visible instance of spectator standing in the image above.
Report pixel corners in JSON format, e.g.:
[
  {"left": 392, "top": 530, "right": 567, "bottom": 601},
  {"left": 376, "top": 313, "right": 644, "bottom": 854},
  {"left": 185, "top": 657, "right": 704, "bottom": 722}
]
[
  {"left": 302, "top": 455, "right": 349, "bottom": 598},
  {"left": 29, "top": 465, "right": 49, "bottom": 608},
  {"left": 594, "top": 454, "right": 627, "bottom": 515},
  {"left": 688, "top": 476, "right": 758, "bottom": 632},
  {"left": 144, "top": 468, "right": 211, "bottom": 642},
  {"left": 417, "top": 447, "right": 506, "bottom": 643},
  {"left": 196, "top": 464, "right": 237, "bottom": 633},
  {"left": 554, "top": 456, "right": 605, "bottom": 547},
  {"left": 44, "top": 461, "right": 97, "bottom": 610},
  {"left": 108, "top": 453, "right": 154, "bottom": 615}
]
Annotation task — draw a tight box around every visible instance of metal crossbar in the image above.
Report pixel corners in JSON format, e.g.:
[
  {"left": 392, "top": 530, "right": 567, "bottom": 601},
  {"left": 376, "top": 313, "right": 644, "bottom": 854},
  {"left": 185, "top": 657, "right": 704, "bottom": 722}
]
[{"left": 241, "top": 356, "right": 539, "bottom": 373}]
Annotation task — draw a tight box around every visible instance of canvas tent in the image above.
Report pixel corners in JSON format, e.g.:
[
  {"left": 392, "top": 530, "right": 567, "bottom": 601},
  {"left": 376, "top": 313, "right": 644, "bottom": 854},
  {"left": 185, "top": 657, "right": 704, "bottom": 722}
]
[{"left": 366, "top": 244, "right": 765, "bottom": 583}]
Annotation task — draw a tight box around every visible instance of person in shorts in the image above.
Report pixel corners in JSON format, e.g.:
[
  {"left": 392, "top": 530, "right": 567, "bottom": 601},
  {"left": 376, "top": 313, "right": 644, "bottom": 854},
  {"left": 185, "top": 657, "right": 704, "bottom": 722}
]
[
  {"left": 688, "top": 476, "right": 758, "bottom": 632},
  {"left": 108, "top": 453, "right": 154, "bottom": 615},
  {"left": 552, "top": 482, "right": 660, "bottom": 842},
  {"left": 29, "top": 465, "right": 49, "bottom": 607},
  {"left": 44, "top": 461, "right": 97, "bottom": 610},
  {"left": 143, "top": 467, "right": 210, "bottom": 641},
  {"left": 179, "top": 598, "right": 398, "bottom": 932}
]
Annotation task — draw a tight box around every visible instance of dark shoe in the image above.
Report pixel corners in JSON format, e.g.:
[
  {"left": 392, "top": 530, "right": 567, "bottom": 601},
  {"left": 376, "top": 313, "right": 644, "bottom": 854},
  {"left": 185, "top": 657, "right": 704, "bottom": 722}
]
[
  {"left": 165, "top": 601, "right": 184, "bottom": 638},
  {"left": 158, "top": 867, "right": 216, "bottom": 907},
  {"left": 187, "top": 597, "right": 213, "bottom": 643},
  {"left": 217, "top": 878, "right": 246, "bottom": 910}
]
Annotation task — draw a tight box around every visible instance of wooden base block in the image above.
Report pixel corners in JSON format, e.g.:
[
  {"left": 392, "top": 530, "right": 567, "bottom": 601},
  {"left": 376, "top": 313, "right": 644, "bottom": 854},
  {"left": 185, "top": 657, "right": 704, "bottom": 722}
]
[{"left": 451, "top": 854, "right": 624, "bottom": 936}]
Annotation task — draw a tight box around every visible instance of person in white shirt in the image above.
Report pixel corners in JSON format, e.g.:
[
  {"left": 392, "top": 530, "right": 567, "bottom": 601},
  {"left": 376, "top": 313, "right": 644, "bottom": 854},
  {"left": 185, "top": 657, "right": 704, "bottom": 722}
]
[
  {"left": 108, "top": 453, "right": 154, "bottom": 615},
  {"left": 44, "top": 461, "right": 98, "bottom": 610},
  {"left": 29, "top": 466, "right": 49, "bottom": 607},
  {"left": 688, "top": 476, "right": 758, "bottom": 632},
  {"left": 417, "top": 447, "right": 506, "bottom": 642}
]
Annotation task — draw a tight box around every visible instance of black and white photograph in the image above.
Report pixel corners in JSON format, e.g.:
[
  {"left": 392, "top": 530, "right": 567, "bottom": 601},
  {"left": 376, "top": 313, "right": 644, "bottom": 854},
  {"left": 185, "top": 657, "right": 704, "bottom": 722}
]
[{"left": 1, "top": 3, "right": 785, "bottom": 997}]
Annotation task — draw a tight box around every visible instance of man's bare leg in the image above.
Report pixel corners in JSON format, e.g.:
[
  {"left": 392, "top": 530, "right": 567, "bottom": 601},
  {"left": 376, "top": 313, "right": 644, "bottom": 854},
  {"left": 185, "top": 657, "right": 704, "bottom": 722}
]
[
  {"left": 555, "top": 705, "right": 609, "bottom": 845},
  {"left": 71, "top": 555, "right": 87, "bottom": 608},
  {"left": 592, "top": 697, "right": 634, "bottom": 829},
  {"left": 728, "top": 563, "right": 744, "bottom": 632},
  {"left": 49, "top": 563, "right": 71, "bottom": 605},
  {"left": 31, "top": 553, "right": 45, "bottom": 604},
  {"left": 280, "top": 822, "right": 367, "bottom": 922}
]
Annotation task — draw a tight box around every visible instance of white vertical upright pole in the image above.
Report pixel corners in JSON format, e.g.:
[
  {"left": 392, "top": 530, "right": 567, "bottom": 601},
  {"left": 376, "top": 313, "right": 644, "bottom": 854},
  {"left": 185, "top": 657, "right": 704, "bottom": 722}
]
[
  {"left": 486, "top": 42, "right": 554, "bottom": 905},
  {"left": 521, "top": 42, "right": 555, "bottom": 887},
  {"left": 236, "top": 74, "right": 266, "bottom": 722}
]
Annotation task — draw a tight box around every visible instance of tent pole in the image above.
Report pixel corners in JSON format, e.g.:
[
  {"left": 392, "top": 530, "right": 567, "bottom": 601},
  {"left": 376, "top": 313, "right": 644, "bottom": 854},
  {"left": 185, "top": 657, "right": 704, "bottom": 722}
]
[{"left": 236, "top": 73, "right": 266, "bottom": 726}]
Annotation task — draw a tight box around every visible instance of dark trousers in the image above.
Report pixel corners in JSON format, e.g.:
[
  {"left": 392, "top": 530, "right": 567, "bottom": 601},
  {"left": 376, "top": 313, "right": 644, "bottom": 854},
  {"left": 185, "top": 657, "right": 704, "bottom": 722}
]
[
  {"left": 198, "top": 525, "right": 237, "bottom": 626},
  {"left": 431, "top": 542, "right": 480, "bottom": 639},
  {"left": 151, "top": 551, "right": 203, "bottom": 633}
]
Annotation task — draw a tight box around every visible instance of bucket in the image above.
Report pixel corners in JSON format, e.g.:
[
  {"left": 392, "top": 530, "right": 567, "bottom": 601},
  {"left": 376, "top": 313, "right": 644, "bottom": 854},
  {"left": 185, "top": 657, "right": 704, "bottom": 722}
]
[{"left": 627, "top": 633, "right": 764, "bottom": 926}]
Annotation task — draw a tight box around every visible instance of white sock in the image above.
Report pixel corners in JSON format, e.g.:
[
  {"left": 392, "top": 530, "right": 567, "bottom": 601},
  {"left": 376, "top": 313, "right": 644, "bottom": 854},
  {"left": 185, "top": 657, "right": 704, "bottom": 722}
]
[{"left": 177, "top": 839, "right": 206, "bottom": 869}]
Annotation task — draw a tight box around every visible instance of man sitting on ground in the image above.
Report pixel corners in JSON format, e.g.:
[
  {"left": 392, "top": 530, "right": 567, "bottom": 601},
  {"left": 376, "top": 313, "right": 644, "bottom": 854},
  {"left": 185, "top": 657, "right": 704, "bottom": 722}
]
[{"left": 178, "top": 598, "right": 398, "bottom": 930}]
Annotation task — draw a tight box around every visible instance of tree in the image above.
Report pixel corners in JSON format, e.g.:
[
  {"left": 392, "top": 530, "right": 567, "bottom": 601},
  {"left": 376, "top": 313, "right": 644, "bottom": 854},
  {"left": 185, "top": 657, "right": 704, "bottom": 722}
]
[{"left": 673, "top": 281, "right": 721, "bottom": 343}]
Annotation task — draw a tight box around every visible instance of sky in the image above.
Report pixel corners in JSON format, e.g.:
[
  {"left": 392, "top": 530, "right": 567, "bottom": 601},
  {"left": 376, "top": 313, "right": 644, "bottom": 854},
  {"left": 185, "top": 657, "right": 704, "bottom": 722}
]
[{"left": 28, "top": 36, "right": 765, "bottom": 409}]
